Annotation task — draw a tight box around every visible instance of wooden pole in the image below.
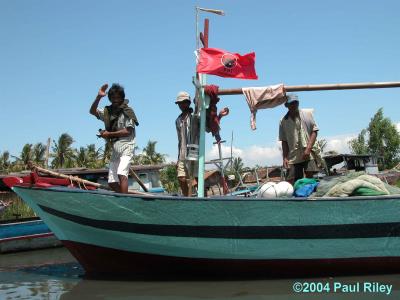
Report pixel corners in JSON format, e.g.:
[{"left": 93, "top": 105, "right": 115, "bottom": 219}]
[
  {"left": 129, "top": 167, "right": 149, "bottom": 192},
  {"left": 28, "top": 163, "right": 149, "bottom": 196},
  {"left": 217, "top": 81, "right": 400, "bottom": 95},
  {"left": 44, "top": 137, "right": 51, "bottom": 168}
]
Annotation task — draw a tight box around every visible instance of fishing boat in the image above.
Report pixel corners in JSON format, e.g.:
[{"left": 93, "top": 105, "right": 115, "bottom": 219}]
[
  {"left": 0, "top": 216, "right": 62, "bottom": 253},
  {"left": 3, "top": 7, "right": 400, "bottom": 278},
  {"left": 4, "top": 179, "right": 400, "bottom": 277}
]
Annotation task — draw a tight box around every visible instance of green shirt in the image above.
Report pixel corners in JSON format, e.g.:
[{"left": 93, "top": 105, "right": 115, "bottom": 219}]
[{"left": 279, "top": 109, "right": 319, "bottom": 164}]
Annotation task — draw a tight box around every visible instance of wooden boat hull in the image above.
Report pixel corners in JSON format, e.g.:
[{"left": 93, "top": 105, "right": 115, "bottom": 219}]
[
  {"left": 12, "top": 185, "right": 400, "bottom": 277},
  {"left": 62, "top": 240, "right": 400, "bottom": 278}
]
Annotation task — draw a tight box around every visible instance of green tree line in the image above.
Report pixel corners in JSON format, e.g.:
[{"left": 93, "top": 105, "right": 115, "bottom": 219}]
[
  {"left": 0, "top": 133, "right": 168, "bottom": 173},
  {"left": 349, "top": 108, "right": 400, "bottom": 170}
]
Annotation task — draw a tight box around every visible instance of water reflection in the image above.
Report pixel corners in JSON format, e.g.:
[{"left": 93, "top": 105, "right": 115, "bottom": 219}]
[
  {"left": 1, "top": 248, "right": 400, "bottom": 300},
  {"left": 60, "top": 276, "right": 400, "bottom": 300},
  {"left": 0, "top": 262, "right": 81, "bottom": 300}
]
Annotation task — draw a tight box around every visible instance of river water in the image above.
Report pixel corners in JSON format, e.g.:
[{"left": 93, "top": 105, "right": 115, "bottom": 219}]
[{"left": 1, "top": 247, "right": 400, "bottom": 300}]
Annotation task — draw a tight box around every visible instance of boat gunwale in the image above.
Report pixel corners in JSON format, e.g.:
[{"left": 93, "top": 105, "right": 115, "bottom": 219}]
[
  {"left": 11, "top": 184, "right": 400, "bottom": 202},
  {"left": 0, "top": 232, "right": 54, "bottom": 243},
  {"left": 0, "top": 216, "right": 41, "bottom": 225}
]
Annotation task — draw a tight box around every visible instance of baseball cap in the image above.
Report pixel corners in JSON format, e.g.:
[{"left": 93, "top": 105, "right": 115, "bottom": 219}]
[
  {"left": 285, "top": 93, "right": 299, "bottom": 106},
  {"left": 175, "top": 91, "right": 191, "bottom": 104}
]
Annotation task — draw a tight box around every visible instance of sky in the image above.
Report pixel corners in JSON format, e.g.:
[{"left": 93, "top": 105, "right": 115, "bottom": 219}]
[{"left": 1, "top": 0, "right": 400, "bottom": 167}]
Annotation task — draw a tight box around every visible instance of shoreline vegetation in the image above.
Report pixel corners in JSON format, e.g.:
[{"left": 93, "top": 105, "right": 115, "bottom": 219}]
[{"left": 1, "top": 192, "right": 35, "bottom": 221}]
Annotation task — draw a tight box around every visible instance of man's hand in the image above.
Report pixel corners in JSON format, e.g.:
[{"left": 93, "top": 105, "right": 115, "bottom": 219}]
[
  {"left": 283, "top": 157, "right": 289, "bottom": 169},
  {"left": 98, "top": 84, "right": 108, "bottom": 98},
  {"left": 302, "top": 148, "right": 312, "bottom": 161},
  {"left": 98, "top": 130, "right": 111, "bottom": 139},
  {"left": 218, "top": 107, "right": 230, "bottom": 119}
]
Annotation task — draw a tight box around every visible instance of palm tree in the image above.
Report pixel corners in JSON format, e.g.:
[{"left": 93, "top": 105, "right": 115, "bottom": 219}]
[
  {"left": 86, "top": 144, "right": 103, "bottom": 168},
  {"left": 229, "top": 157, "right": 244, "bottom": 176},
  {"left": 9, "top": 144, "right": 34, "bottom": 171},
  {"left": 75, "top": 147, "right": 89, "bottom": 167},
  {"left": 131, "top": 145, "right": 142, "bottom": 165},
  {"left": 51, "top": 133, "right": 76, "bottom": 168},
  {"left": 0, "top": 151, "right": 11, "bottom": 173},
  {"left": 140, "top": 141, "right": 166, "bottom": 165},
  {"left": 76, "top": 144, "right": 103, "bottom": 168},
  {"left": 32, "top": 143, "right": 46, "bottom": 166},
  {"left": 101, "top": 142, "right": 112, "bottom": 166},
  {"left": 226, "top": 157, "right": 245, "bottom": 187},
  {"left": 20, "top": 144, "right": 33, "bottom": 165}
]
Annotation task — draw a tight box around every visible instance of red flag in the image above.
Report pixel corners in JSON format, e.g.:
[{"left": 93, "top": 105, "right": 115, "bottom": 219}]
[{"left": 197, "top": 48, "right": 258, "bottom": 80}]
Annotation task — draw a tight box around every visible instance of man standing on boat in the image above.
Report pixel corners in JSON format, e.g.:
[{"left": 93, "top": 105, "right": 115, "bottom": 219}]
[
  {"left": 90, "top": 83, "right": 139, "bottom": 193},
  {"left": 279, "top": 94, "right": 323, "bottom": 184},
  {"left": 175, "top": 91, "right": 195, "bottom": 196}
]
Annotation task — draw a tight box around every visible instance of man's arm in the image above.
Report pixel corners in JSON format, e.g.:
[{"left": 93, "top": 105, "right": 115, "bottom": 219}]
[
  {"left": 99, "top": 127, "right": 133, "bottom": 139},
  {"left": 90, "top": 84, "right": 108, "bottom": 118},
  {"left": 282, "top": 141, "right": 289, "bottom": 169},
  {"left": 302, "top": 130, "right": 318, "bottom": 160}
]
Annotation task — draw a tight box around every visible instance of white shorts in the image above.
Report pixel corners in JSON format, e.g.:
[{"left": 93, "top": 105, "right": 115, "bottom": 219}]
[{"left": 108, "top": 155, "right": 132, "bottom": 183}]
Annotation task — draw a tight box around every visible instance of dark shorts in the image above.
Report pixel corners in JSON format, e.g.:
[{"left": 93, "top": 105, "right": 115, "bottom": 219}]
[{"left": 288, "top": 160, "right": 319, "bottom": 182}]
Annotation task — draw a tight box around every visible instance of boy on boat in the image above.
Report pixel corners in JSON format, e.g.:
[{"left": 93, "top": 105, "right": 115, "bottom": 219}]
[
  {"left": 175, "top": 91, "right": 196, "bottom": 196},
  {"left": 90, "top": 83, "right": 139, "bottom": 193},
  {"left": 279, "top": 94, "right": 323, "bottom": 184}
]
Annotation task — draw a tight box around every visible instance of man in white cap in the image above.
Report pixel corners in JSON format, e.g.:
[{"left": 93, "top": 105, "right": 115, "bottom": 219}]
[
  {"left": 279, "top": 94, "right": 322, "bottom": 184},
  {"left": 175, "top": 91, "right": 194, "bottom": 196}
]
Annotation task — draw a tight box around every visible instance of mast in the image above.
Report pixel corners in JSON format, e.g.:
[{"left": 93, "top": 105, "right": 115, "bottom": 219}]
[{"left": 195, "top": 7, "right": 224, "bottom": 197}]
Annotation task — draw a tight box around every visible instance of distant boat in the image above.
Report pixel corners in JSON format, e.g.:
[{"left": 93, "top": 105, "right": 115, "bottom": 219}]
[
  {"left": 0, "top": 164, "right": 168, "bottom": 193},
  {"left": 6, "top": 176, "right": 400, "bottom": 277},
  {"left": 0, "top": 217, "right": 62, "bottom": 253}
]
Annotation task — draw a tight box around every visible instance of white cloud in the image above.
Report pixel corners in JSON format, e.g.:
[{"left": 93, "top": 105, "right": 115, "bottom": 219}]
[
  {"left": 206, "top": 143, "right": 244, "bottom": 162},
  {"left": 206, "top": 142, "right": 282, "bottom": 167},
  {"left": 397, "top": 122, "right": 400, "bottom": 133},
  {"left": 323, "top": 134, "right": 356, "bottom": 154}
]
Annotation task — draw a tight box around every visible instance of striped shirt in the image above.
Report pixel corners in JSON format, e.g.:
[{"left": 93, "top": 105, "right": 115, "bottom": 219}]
[
  {"left": 97, "top": 108, "right": 135, "bottom": 158},
  {"left": 175, "top": 112, "right": 192, "bottom": 161}
]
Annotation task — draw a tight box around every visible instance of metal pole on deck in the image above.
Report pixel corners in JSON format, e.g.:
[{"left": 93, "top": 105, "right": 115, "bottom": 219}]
[{"left": 197, "top": 73, "right": 207, "bottom": 197}]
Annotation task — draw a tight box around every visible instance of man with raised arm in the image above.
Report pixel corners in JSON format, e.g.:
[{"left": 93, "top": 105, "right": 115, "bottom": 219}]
[{"left": 90, "top": 83, "right": 139, "bottom": 193}]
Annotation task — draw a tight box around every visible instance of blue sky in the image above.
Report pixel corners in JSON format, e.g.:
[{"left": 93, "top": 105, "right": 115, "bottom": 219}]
[{"left": 1, "top": 0, "right": 400, "bottom": 167}]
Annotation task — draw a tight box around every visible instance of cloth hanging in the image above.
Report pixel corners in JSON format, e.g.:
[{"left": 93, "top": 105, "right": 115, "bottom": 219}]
[
  {"left": 205, "top": 85, "right": 223, "bottom": 142},
  {"left": 242, "top": 84, "right": 286, "bottom": 130},
  {"left": 103, "top": 99, "right": 139, "bottom": 132}
]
